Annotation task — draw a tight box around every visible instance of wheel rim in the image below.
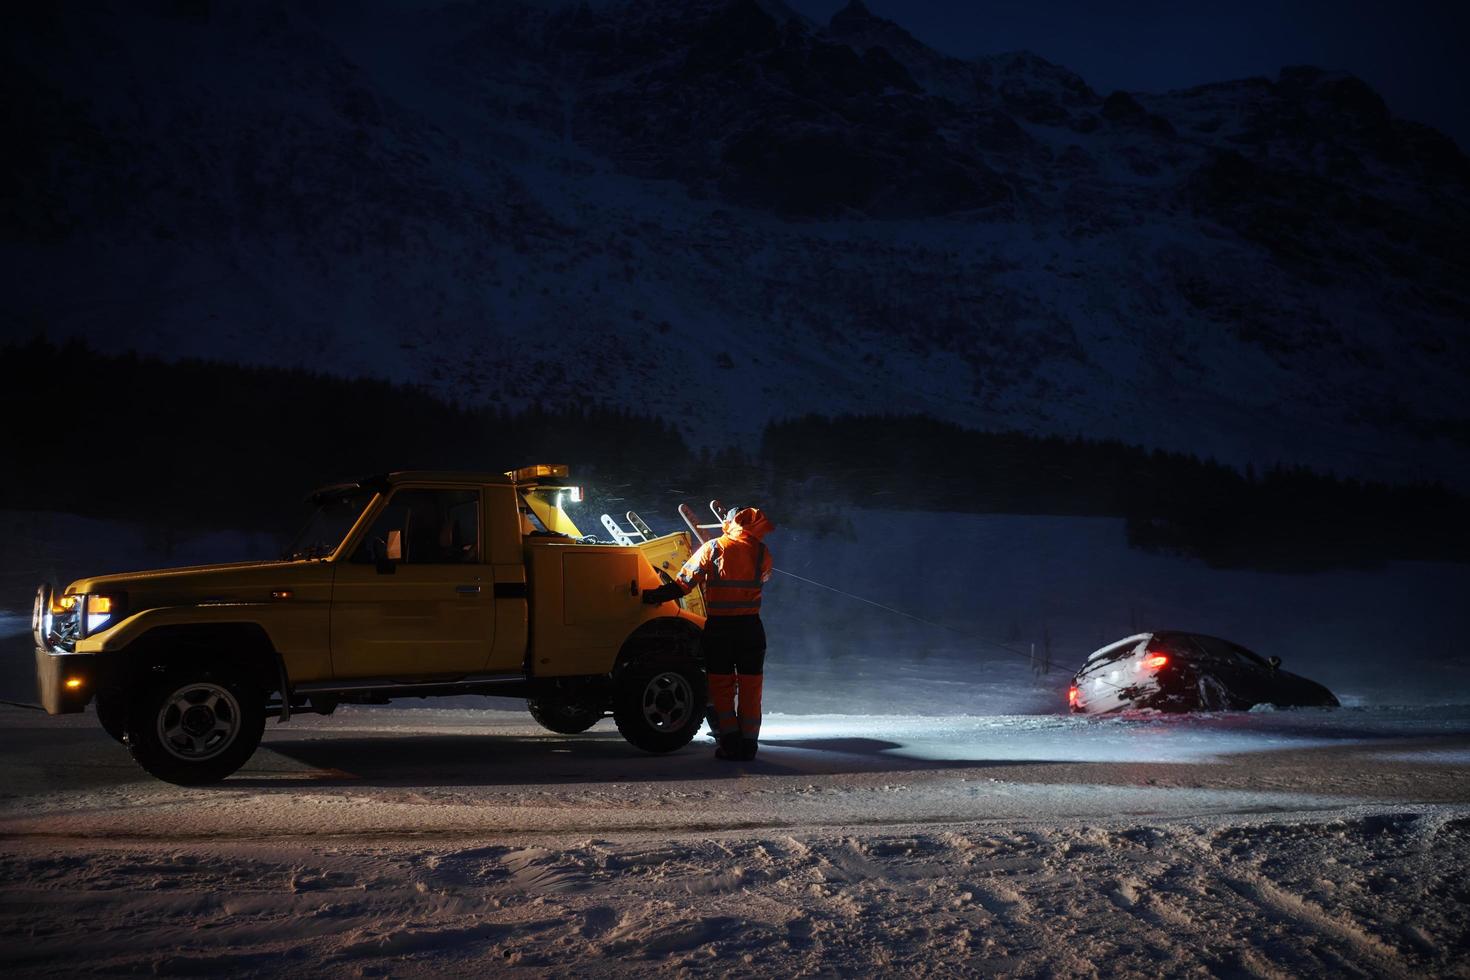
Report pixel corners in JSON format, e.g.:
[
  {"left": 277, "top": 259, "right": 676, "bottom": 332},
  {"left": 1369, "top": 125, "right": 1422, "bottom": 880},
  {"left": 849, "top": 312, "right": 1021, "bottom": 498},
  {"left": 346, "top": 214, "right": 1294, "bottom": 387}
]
[
  {"left": 156, "top": 682, "right": 241, "bottom": 761},
  {"left": 640, "top": 671, "right": 693, "bottom": 732}
]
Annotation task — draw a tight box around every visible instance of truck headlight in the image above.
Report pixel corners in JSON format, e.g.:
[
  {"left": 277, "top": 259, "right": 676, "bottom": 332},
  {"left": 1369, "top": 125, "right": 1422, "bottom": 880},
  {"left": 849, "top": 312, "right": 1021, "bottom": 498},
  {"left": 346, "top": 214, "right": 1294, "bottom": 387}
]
[{"left": 85, "top": 595, "right": 116, "bottom": 633}]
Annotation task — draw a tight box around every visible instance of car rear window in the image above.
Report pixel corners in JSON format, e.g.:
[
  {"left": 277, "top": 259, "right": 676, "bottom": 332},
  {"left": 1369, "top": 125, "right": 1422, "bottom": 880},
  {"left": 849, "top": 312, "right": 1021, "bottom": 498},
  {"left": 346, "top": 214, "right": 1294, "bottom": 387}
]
[{"left": 1079, "top": 635, "right": 1147, "bottom": 676}]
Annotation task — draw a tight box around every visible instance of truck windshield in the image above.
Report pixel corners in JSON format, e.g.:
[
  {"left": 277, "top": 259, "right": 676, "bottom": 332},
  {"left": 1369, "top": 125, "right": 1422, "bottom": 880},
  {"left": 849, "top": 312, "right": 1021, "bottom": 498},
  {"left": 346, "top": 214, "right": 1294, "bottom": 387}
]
[{"left": 284, "top": 491, "right": 373, "bottom": 560}]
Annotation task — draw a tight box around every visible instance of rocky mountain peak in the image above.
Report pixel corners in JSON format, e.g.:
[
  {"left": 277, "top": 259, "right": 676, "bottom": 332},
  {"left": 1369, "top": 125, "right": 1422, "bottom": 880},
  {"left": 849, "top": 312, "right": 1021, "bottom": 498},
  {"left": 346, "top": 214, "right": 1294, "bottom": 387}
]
[
  {"left": 5, "top": 0, "right": 1468, "bottom": 484},
  {"left": 829, "top": 0, "right": 900, "bottom": 37}
]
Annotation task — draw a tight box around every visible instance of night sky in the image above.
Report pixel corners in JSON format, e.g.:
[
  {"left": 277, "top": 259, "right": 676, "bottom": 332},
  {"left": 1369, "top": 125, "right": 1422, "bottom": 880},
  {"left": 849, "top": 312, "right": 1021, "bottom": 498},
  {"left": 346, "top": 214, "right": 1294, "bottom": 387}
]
[{"left": 789, "top": 0, "right": 1470, "bottom": 149}]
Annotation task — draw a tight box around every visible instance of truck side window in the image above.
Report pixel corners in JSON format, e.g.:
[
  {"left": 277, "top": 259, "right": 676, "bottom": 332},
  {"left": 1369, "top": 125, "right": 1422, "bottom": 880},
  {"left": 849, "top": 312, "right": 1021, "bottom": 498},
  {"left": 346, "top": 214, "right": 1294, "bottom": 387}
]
[{"left": 352, "top": 490, "right": 480, "bottom": 564}]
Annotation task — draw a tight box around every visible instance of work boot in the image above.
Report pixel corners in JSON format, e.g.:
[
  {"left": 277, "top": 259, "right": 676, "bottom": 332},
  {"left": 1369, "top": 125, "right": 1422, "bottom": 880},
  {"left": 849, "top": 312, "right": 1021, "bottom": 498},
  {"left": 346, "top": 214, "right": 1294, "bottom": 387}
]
[
  {"left": 715, "top": 733, "right": 742, "bottom": 761},
  {"left": 739, "top": 738, "right": 758, "bottom": 761}
]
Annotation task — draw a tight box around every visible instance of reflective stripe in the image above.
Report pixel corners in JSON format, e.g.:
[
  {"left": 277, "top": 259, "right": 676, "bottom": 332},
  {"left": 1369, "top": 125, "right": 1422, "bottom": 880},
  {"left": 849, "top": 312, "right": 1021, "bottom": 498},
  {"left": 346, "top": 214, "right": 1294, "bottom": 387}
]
[
  {"left": 677, "top": 541, "right": 718, "bottom": 587},
  {"left": 705, "top": 542, "right": 766, "bottom": 585},
  {"left": 698, "top": 538, "right": 768, "bottom": 616},
  {"left": 736, "top": 673, "right": 763, "bottom": 738}
]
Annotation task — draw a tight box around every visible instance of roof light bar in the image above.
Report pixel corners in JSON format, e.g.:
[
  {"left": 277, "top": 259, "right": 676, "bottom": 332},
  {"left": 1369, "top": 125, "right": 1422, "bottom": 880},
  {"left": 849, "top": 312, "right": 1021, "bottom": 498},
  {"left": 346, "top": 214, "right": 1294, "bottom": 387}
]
[{"left": 507, "top": 463, "right": 570, "bottom": 482}]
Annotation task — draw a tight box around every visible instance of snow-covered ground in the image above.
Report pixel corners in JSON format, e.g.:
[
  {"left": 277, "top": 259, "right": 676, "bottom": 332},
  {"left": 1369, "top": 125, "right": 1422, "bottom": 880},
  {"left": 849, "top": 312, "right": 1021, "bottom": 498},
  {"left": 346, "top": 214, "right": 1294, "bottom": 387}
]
[
  {"left": 1, "top": 705, "right": 1467, "bottom": 976},
  {"left": 3, "top": 509, "right": 1468, "bottom": 974}
]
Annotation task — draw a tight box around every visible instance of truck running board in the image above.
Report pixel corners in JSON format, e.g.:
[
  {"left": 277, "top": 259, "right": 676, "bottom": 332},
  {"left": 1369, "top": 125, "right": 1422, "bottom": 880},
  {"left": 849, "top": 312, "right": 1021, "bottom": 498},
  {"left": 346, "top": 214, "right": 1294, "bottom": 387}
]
[{"left": 292, "top": 673, "right": 527, "bottom": 695}]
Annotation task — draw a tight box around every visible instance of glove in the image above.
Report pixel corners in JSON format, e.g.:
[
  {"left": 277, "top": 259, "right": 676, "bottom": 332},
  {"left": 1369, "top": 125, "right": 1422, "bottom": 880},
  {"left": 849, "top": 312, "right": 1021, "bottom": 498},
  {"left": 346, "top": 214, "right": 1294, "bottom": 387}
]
[{"left": 642, "top": 582, "right": 683, "bottom": 605}]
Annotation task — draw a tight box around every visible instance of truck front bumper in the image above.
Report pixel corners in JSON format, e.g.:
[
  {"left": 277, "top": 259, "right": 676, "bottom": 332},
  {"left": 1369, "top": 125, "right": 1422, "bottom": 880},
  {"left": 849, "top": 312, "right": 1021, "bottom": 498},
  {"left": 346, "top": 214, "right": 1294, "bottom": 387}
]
[
  {"left": 34, "top": 645, "right": 98, "bottom": 715},
  {"left": 32, "top": 582, "right": 106, "bottom": 715}
]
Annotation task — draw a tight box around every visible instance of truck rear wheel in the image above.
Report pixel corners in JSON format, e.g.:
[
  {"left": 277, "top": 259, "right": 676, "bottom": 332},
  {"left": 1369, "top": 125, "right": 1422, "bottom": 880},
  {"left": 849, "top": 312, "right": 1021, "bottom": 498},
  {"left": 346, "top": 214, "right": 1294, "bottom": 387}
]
[
  {"left": 613, "top": 659, "right": 705, "bottom": 753},
  {"left": 527, "top": 697, "right": 604, "bottom": 734},
  {"left": 125, "top": 668, "right": 265, "bottom": 784}
]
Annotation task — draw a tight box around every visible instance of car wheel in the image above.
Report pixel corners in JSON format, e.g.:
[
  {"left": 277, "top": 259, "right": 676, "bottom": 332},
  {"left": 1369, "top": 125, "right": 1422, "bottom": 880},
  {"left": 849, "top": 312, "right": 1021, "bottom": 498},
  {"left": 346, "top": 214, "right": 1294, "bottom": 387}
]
[
  {"left": 613, "top": 658, "right": 706, "bottom": 753},
  {"left": 125, "top": 669, "right": 265, "bottom": 785},
  {"left": 94, "top": 691, "right": 127, "bottom": 744},
  {"left": 527, "top": 697, "right": 604, "bottom": 734},
  {"left": 1196, "top": 675, "right": 1235, "bottom": 712}
]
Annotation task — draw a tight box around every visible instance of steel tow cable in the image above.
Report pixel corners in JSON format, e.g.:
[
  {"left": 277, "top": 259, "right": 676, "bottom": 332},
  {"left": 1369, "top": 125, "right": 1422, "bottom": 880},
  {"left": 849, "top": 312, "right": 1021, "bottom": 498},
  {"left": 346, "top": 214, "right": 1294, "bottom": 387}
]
[
  {"left": 770, "top": 567, "right": 1044, "bottom": 666},
  {"left": 768, "top": 570, "right": 1159, "bottom": 696}
]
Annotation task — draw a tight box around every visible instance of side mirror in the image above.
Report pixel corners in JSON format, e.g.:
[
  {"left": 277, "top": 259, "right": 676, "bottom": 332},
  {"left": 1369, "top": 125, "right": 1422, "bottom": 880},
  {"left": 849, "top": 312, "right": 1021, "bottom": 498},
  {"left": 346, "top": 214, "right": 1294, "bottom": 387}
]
[
  {"left": 1267, "top": 656, "right": 1281, "bottom": 670},
  {"left": 376, "top": 531, "right": 402, "bottom": 575}
]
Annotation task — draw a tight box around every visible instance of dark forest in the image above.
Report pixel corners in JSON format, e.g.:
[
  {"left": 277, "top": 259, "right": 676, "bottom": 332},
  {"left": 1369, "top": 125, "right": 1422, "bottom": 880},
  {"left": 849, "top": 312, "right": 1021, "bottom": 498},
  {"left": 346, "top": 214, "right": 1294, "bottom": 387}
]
[{"left": 6, "top": 337, "right": 1461, "bottom": 570}]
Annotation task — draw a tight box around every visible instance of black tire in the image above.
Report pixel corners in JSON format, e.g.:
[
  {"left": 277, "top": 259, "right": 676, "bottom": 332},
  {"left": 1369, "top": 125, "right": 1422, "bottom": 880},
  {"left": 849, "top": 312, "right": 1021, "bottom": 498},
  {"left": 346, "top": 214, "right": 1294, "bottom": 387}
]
[
  {"left": 527, "top": 697, "right": 604, "bottom": 734},
  {"left": 613, "top": 658, "right": 706, "bottom": 753},
  {"left": 94, "top": 692, "right": 127, "bottom": 744},
  {"left": 1196, "top": 674, "right": 1236, "bottom": 712},
  {"left": 125, "top": 668, "right": 265, "bottom": 785}
]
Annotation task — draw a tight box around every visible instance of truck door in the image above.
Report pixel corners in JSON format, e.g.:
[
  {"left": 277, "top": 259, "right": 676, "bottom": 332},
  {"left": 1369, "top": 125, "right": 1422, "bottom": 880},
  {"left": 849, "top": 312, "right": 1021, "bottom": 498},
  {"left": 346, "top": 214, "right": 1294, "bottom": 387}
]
[{"left": 330, "top": 488, "right": 495, "bottom": 679}]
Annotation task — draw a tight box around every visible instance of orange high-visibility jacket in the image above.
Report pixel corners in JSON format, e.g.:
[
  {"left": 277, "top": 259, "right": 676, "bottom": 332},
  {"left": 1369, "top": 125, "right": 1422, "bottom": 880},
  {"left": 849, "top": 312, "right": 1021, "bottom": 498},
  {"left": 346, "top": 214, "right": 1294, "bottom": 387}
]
[{"left": 673, "top": 507, "right": 775, "bottom": 616}]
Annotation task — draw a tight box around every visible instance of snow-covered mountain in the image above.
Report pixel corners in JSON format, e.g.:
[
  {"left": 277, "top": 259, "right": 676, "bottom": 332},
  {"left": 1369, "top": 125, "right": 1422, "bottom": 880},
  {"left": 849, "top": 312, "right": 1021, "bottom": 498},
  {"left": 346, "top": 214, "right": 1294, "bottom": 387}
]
[{"left": 4, "top": 0, "right": 1467, "bottom": 483}]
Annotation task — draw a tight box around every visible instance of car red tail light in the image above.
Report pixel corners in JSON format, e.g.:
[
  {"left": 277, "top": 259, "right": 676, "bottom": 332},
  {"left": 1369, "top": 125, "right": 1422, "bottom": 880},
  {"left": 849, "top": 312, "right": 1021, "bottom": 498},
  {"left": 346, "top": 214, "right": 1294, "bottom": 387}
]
[
  {"left": 1145, "top": 654, "right": 1169, "bottom": 669},
  {"left": 1067, "top": 685, "right": 1079, "bottom": 707}
]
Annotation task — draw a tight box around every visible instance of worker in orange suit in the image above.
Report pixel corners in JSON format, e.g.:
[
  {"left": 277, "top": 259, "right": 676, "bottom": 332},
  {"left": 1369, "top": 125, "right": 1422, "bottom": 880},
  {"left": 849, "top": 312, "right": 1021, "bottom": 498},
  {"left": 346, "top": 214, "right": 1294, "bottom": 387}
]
[{"left": 643, "top": 506, "right": 775, "bottom": 761}]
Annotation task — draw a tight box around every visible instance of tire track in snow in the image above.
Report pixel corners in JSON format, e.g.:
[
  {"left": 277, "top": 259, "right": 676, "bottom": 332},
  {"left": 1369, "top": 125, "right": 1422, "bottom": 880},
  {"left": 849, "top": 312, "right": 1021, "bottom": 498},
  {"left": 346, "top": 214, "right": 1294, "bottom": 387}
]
[
  {"left": 1217, "top": 870, "right": 1403, "bottom": 966},
  {"left": 1190, "top": 816, "right": 1421, "bottom": 976},
  {"left": 4, "top": 807, "right": 1468, "bottom": 976}
]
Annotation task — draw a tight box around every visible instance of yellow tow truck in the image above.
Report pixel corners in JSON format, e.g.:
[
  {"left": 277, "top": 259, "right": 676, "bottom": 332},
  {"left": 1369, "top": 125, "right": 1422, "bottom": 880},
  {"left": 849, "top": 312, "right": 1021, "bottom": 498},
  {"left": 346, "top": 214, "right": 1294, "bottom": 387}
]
[{"left": 30, "top": 465, "right": 707, "bottom": 784}]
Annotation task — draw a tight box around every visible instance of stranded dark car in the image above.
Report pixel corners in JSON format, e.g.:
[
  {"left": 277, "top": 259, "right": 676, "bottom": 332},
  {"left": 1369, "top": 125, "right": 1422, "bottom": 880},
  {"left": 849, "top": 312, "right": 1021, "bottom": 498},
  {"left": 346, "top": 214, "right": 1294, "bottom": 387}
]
[{"left": 1068, "top": 631, "right": 1339, "bottom": 714}]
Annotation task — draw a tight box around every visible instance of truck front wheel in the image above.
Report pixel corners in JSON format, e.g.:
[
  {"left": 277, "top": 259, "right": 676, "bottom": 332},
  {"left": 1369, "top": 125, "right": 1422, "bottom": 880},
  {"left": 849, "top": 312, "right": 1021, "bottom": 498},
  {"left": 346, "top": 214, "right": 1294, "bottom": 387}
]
[
  {"left": 94, "top": 691, "right": 127, "bottom": 744},
  {"left": 125, "top": 669, "right": 266, "bottom": 784},
  {"left": 613, "top": 660, "right": 705, "bottom": 753}
]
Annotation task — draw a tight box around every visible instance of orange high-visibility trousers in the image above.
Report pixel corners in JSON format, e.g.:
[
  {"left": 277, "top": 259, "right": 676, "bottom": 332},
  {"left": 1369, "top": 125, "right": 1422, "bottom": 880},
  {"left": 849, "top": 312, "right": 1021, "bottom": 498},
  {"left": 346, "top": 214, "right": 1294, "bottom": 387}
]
[
  {"left": 708, "top": 673, "right": 739, "bottom": 735},
  {"left": 703, "top": 615, "right": 767, "bottom": 739},
  {"left": 736, "top": 673, "right": 763, "bottom": 738},
  {"left": 707, "top": 672, "right": 763, "bottom": 738}
]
